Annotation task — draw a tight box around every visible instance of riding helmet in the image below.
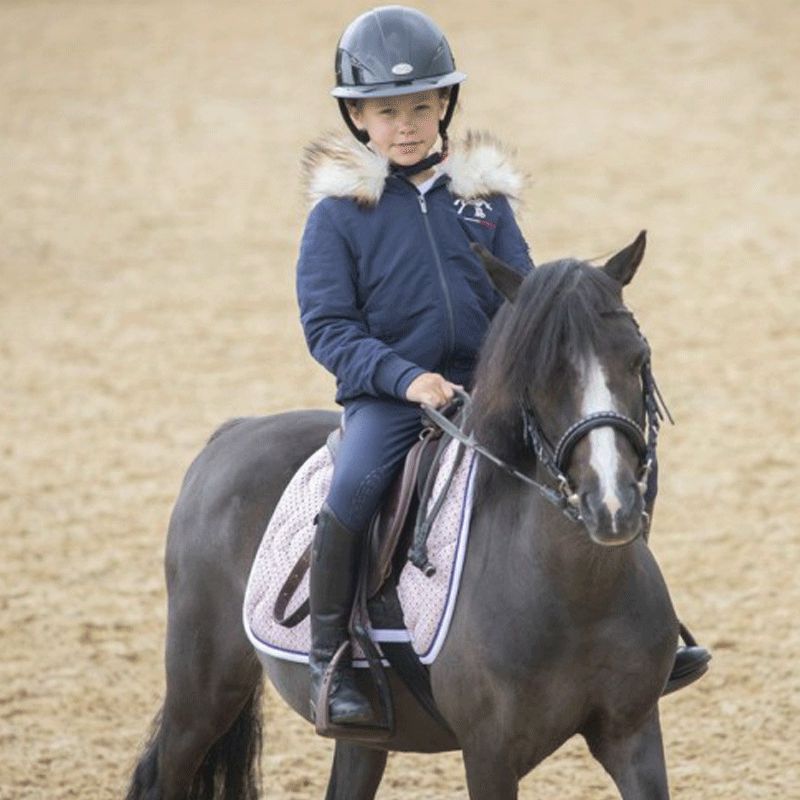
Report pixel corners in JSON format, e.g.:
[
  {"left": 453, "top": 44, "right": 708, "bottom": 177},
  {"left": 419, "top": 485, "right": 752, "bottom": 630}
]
[{"left": 331, "top": 6, "right": 466, "bottom": 154}]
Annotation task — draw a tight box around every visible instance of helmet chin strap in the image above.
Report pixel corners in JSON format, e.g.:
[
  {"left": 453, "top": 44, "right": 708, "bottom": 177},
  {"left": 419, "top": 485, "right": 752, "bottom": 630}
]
[{"left": 389, "top": 133, "right": 449, "bottom": 178}]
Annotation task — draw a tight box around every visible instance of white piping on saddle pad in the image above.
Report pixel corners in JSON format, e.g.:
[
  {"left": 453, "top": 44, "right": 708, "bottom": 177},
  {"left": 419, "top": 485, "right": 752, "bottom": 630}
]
[
  {"left": 243, "top": 606, "right": 309, "bottom": 665},
  {"left": 242, "top": 447, "right": 477, "bottom": 668}
]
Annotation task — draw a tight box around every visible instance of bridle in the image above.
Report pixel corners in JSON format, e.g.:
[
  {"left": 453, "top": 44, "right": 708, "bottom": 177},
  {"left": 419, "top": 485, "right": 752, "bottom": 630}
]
[
  {"left": 421, "top": 355, "right": 672, "bottom": 528},
  {"left": 519, "top": 357, "right": 670, "bottom": 525}
]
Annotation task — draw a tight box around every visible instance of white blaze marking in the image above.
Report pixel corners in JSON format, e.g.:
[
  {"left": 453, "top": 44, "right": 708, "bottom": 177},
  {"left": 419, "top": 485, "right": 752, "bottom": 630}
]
[{"left": 581, "top": 353, "right": 622, "bottom": 528}]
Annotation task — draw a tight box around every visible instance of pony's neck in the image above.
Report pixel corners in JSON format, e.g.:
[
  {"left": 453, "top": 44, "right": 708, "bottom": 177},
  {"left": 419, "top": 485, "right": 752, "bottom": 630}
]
[{"left": 470, "top": 466, "right": 635, "bottom": 606}]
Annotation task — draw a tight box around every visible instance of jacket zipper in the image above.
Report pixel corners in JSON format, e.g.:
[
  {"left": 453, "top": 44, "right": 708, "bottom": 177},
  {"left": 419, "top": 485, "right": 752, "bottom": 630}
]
[{"left": 417, "top": 191, "right": 456, "bottom": 366}]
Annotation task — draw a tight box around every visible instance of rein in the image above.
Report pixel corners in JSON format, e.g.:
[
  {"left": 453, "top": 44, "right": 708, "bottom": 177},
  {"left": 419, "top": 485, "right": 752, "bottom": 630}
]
[
  {"left": 421, "top": 359, "right": 672, "bottom": 528},
  {"left": 421, "top": 389, "right": 580, "bottom": 518}
]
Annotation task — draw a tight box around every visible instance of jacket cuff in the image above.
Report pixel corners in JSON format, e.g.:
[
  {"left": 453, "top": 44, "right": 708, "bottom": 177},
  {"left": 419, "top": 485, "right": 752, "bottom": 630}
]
[{"left": 372, "top": 354, "right": 426, "bottom": 400}]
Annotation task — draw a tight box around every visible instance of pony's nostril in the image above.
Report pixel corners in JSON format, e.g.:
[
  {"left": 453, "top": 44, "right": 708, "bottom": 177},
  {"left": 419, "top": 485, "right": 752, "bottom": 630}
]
[
  {"left": 628, "top": 482, "right": 645, "bottom": 511},
  {"left": 581, "top": 491, "right": 608, "bottom": 526}
]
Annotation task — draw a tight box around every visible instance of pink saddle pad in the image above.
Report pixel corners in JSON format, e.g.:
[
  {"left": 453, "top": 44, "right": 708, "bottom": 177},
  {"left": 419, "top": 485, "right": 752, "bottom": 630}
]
[{"left": 243, "top": 439, "right": 476, "bottom": 666}]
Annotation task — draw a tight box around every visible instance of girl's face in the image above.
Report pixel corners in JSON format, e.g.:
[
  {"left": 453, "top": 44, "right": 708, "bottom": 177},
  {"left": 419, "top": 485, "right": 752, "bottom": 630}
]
[{"left": 348, "top": 90, "right": 448, "bottom": 166}]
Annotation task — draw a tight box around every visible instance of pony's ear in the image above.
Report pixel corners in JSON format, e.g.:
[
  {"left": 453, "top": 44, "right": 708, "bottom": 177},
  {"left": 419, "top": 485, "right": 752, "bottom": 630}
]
[
  {"left": 470, "top": 242, "right": 524, "bottom": 303},
  {"left": 603, "top": 230, "right": 647, "bottom": 286}
]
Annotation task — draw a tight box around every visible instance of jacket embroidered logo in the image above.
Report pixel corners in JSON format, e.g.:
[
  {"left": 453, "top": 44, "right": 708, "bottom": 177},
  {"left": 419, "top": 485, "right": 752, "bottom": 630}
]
[{"left": 453, "top": 198, "right": 493, "bottom": 219}]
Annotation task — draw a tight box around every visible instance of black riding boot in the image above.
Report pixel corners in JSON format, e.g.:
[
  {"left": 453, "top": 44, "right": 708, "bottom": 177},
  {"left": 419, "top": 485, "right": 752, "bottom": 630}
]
[
  {"left": 663, "top": 623, "right": 712, "bottom": 695},
  {"left": 308, "top": 505, "right": 373, "bottom": 725}
]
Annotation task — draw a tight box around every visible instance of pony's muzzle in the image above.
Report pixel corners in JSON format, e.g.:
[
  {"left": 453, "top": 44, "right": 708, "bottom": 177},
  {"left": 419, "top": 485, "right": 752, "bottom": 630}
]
[{"left": 580, "top": 483, "right": 644, "bottom": 547}]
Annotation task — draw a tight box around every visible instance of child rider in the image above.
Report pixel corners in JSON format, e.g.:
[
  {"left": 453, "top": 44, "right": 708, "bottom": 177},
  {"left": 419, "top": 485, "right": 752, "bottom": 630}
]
[{"left": 296, "top": 5, "right": 534, "bottom": 727}]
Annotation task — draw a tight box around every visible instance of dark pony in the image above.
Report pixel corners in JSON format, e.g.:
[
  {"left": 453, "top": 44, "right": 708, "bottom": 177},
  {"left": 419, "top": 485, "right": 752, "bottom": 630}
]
[{"left": 126, "top": 233, "right": 683, "bottom": 799}]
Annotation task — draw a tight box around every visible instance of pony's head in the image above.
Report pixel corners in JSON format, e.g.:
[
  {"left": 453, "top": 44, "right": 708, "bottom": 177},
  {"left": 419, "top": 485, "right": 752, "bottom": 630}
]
[{"left": 472, "top": 232, "right": 655, "bottom": 546}]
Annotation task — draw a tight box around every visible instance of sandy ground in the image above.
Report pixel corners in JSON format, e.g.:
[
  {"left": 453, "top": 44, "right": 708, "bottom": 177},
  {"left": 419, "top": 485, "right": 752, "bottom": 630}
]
[{"left": 1, "top": 1, "right": 799, "bottom": 797}]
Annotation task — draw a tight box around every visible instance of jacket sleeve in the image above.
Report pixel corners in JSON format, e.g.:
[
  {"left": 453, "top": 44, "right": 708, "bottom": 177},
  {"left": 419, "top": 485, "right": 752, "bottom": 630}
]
[
  {"left": 492, "top": 194, "right": 535, "bottom": 273},
  {"left": 296, "top": 200, "right": 426, "bottom": 400}
]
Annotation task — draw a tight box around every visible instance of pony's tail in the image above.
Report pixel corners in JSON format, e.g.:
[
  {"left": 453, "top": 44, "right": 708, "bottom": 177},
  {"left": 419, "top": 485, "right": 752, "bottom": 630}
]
[
  {"left": 125, "top": 708, "right": 163, "bottom": 800},
  {"left": 189, "top": 682, "right": 263, "bottom": 800},
  {"left": 125, "top": 683, "right": 263, "bottom": 800}
]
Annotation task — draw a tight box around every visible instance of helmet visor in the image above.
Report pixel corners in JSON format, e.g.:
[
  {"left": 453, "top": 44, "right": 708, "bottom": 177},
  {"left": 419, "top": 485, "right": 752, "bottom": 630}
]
[{"left": 331, "top": 70, "right": 467, "bottom": 99}]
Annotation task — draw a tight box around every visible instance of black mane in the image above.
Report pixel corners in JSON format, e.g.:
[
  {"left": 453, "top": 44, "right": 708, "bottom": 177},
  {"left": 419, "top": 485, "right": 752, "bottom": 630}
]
[{"left": 471, "top": 258, "right": 624, "bottom": 450}]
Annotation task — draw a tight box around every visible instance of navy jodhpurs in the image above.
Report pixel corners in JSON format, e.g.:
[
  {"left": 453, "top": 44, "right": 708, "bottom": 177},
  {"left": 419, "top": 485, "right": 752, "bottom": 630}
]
[{"left": 325, "top": 397, "right": 425, "bottom": 533}]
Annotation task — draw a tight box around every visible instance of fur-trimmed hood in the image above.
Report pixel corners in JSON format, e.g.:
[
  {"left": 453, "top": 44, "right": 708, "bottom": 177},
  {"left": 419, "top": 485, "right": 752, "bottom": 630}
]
[{"left": 302, "top": 130, "right": 525, "bottom": 208}]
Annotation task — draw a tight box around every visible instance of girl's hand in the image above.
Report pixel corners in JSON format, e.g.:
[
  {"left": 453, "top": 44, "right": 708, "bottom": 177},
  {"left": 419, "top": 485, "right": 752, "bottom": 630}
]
[{"left": 405, "top": 372, "right": 463, "bottom": 407}]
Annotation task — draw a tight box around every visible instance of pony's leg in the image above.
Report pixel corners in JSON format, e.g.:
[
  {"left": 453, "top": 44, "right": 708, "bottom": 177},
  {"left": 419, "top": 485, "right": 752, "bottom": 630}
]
[
  {"left": 586, "top": 709, "right": 670, "bottom": 800},
  {"left": 158, "top": 600, "right": 263, "bottom": 800},
  {"left": 462, "top": 746, "right": 518, "bottom": 800},
  {"left": 324, "top": 742, "right": 388, "bottom": 800}
]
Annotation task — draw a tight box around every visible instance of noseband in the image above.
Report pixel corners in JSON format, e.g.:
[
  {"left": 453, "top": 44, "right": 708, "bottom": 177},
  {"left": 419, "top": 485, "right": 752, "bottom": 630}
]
[
  {"left": 421, "top": 360, "right": 671, "bottom": 528},
  {"left": 521, "top": 357, "right": 668, "bottom": 524}
]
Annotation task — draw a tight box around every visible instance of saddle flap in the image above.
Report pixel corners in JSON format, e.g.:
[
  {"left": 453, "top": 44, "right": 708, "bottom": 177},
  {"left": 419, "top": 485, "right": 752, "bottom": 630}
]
[{"left": 366, "top": 430, "right": 440, "bottom": 599}]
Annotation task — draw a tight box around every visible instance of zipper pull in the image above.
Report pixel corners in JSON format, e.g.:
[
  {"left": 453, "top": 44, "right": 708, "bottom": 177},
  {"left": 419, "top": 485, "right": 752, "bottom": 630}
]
[{"left": 417, "top": 194, "right": 427, "bottom": 214}]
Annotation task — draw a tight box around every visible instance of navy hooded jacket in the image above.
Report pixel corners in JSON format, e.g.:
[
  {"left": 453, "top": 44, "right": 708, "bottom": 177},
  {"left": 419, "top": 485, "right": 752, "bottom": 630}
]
[{"left": 296, "top": 131, "right": 533, "bottom": 404}]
